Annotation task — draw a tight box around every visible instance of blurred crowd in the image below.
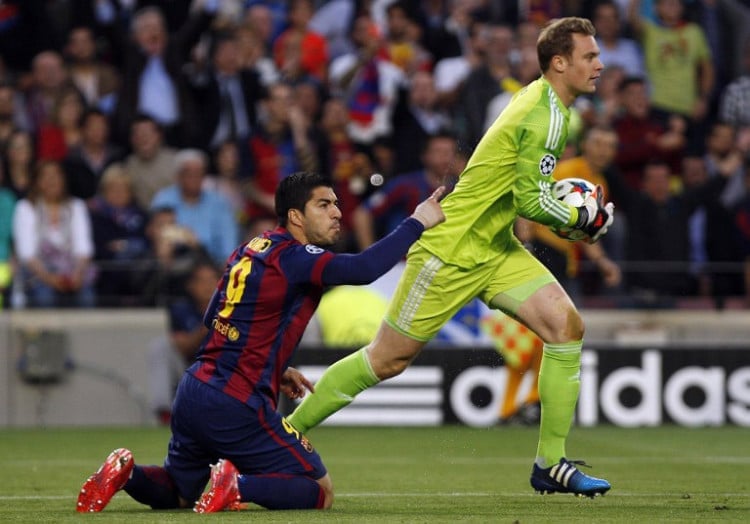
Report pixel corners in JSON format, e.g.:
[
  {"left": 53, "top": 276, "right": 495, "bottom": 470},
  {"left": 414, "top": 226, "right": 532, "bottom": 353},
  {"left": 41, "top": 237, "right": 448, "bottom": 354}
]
[{"left": 0, "top": 0, "right": 749, "bottom": 311}]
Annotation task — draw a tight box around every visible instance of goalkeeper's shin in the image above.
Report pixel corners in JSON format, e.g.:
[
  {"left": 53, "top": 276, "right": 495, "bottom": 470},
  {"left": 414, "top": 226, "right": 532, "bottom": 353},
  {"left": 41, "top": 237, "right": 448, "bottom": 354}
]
[{"left": 287, "top": 347, "right": 379, "bottom": 434}]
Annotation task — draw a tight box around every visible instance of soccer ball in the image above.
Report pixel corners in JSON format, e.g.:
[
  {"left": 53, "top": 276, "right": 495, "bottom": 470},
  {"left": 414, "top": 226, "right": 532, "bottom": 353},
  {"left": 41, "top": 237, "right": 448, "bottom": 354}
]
[{"left": 549, "top": 177, "right": 596, "bottom": 241}]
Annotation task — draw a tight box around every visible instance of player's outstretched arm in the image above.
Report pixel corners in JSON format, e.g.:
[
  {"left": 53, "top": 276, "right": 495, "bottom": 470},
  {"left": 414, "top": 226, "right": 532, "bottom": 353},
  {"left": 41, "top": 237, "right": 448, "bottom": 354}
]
[{"left": 321, "top": 187, "right": 446, "bottom": 286}]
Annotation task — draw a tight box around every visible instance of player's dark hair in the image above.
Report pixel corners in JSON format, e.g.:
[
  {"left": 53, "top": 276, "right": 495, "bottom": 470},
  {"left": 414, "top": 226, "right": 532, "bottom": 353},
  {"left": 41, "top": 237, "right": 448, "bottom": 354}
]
[
  {"left": 276, "top": 172, "right": 334, "bottom": 228},
  {"left": 537, "top": 17, "right": 596, "bottom": 73},
  {"left": 617, "top": 75, "right": 646, "bottom": 93},
  {"left": 421, "top": 130, "right": 457, "bottom": 155}
]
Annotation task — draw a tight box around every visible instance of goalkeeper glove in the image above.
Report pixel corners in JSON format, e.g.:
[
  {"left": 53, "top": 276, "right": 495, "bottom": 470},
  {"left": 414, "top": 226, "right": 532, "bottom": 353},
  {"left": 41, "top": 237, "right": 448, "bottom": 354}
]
[{"left": 574, "top": 185, "right": 615, "bottom": 243}]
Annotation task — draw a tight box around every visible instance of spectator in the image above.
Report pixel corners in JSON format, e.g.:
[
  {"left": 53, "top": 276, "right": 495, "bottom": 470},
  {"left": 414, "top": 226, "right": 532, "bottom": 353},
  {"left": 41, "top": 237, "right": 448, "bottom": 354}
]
[
  {"left": 245, "top": 82, "right": 319, "bottom": 233},
  {"left": 328, "top": 13, "right": 404, "bottom": 147},
  {"left": 63, "top": 109, "right": 123, "bottom": 201},
  {"left": 130, "top": 206, "right": 207, "bottom": 307},
  {"left": 22, "top": 50, "right": 72, "bottom": 134},
  {"left": 151, "top": 149, "right": 239, "bottom": 266},
  {"left": 593, "top": 0, "right": 646, "bottom": 78},
  {"left": 203, "top": 140, "right": 248, "bottom": 231},
  {"left": 308, "top": 0, "right": 357, "bottom": 61},
  {"left": 88, "top": 163, "right": 149, "bottom": 306},
  {"left": 512, "top": 44, "right": 543, "bottom": 87},
  {"left": 97, "top": 3, "right": 217, "bottom": 147},
  {"left": 293, "top": 78, "right": 325, "bottom": 125},
  {"left": 189, "top": 31, "right": 264, "bottom": 156},
  {"left": 699, "top": 124, "right": 747, "bottom": 303},
  {"left": 36, "top": 87, "right": 86, "bottom": 161},
  {"left": 352, "top": 132, "right": 458, "bottom": 250},
  {"left": 704, "top": 122, "right": 746, "bottom": 209},
  {"left": 577, "top": 64, "right": 625, "bottom": 128},
  {"left": 0, "top": 162, "right": 15, "bottom": 308},
  {"left": 3, "top": 129, "right": 35, "bottom": 197},
  {"left": 718, "top": 36, "right": 750, "bottom": 128},
  {"left": 316, "top": 96, "right": 377, "bottom": 250},
  {"left": 415, "top": 0, "right": 464, "bottom": 64},
  {"left": 483, "top": 43, "right": 541, "bottom": 133},
  {"left": 457, "top": 24, "right": 520, "bottom": 150},
  {"left": 432, "top": 19, "right": 486, "bottom": 111},
  {"left": 382, "top": 0, "right": 432, "bottom": 75},
  {"left": 612, "top": 76, "right": 686, "bottom": 191},
  {"left": 628, "top": 0, "right": 714, "bottom": 150},
  {"left": 610, "top": 159, "right": 733, "bottom": 307},
  {"left": 244, "top": 0, "right": 288, "bottom": 47},
  {"left": 390, "top": 70, "right": 452, "bottom": 175},
  {"left": 64, "top": 26, "right": 120, "bottom": 112},
  {"left": 12, "top": 160, "right": 96, "bottom": 308},
  {"left": 235, "top": 22, "right": 280, "bottom": 87},
  {"left": 123, "top": 114, "right": 178, "bottom": 210},
  {"left": 148, "top": 258, "right": 220, "bottom": 425},
  {"left": 0, "top": 82, "right": 29, "bottom": 149},
  {"left": 272, "top": 0, "right": 329, "bottom": 82}
]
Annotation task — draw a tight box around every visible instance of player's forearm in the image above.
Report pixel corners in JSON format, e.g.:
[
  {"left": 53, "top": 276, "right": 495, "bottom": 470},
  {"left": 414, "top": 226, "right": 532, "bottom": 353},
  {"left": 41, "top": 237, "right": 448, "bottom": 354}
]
[
  {"left": 514, "top": 182, "right": 576, "bottom": 228},
  {"left": 322, "top": 218, "right": 424, "bottom": 285}
]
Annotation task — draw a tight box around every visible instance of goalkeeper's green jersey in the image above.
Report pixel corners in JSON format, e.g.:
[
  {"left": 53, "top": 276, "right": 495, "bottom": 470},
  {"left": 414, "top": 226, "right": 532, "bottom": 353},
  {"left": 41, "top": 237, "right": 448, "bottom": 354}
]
[{"left": 418, "top": 76, "right": 578, "bottom": 268}]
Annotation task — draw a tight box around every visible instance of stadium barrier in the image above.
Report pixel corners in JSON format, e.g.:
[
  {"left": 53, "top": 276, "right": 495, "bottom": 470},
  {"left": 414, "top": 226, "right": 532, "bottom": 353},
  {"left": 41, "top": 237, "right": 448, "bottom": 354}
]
[{"left": 0, "top": 309, "right": 748, "bottom": 427}]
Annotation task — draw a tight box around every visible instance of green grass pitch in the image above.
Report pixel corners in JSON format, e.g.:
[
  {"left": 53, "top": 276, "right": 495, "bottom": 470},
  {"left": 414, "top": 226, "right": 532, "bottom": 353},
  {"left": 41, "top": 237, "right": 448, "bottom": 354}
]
[{"left": 1, "top": 425, "right": 748, "bottom": 523}]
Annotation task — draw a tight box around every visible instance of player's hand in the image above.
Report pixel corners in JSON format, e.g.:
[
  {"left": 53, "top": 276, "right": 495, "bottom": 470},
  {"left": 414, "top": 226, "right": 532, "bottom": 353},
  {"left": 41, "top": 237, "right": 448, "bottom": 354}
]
[
  {"left": 596, "top": 257, "right": 622, "bottom": 287},
  {"left": 576, "top": 185, "right": 615, "bottom": 243},
  {"left": 281, "top": 367, "right": 315, "bottom": 399},
  {"left": 410, "top": 186, "right": 446, "bottom": 230}
]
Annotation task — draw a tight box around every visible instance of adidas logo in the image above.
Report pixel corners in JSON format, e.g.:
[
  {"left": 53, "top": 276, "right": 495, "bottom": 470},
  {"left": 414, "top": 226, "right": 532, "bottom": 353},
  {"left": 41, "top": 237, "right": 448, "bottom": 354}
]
[{"left": 549, "top": 461, "right": 576, "bottom": 487}]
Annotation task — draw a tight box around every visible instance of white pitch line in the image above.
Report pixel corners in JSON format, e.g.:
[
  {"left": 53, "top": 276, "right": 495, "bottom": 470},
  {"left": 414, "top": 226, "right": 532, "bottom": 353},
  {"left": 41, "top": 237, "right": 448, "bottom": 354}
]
[
  {"left": 326, "top": 456, "right": 750, "bottom": 465},
  {"left": 1, "top": 492, "right": 749, "bottom": 501}
]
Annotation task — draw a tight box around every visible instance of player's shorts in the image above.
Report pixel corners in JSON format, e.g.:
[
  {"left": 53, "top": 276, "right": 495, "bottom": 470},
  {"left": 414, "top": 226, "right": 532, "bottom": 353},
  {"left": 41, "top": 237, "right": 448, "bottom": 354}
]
[
  {"left": 385, "top": 237, "right": 555, "bottom": 341},
  {"left": 165, "top": 373, "right": 326, "bottom": 503}
]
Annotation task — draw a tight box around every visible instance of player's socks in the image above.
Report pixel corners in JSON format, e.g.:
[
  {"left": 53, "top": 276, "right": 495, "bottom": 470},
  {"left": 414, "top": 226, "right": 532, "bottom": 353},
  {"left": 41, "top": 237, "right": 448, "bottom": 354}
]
[
  {"left": 534, "top": 341, "right": 582, "bottom": 468},
  {"left": 238, "top": 474, "right": 324, "bottom": 509},
  {"left": 123, "top": 465, "right": 180, "bottom": 509},
  {"left": 524, "top": 348, "right": 542, "bottom": 405},
  {"left": 287, "top": 347, "right": 379, "bottom": 434}
]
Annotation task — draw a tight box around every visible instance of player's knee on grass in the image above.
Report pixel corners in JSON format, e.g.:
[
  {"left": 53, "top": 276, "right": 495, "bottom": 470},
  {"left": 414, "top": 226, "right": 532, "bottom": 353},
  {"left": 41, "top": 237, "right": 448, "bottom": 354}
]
[{"left": 317, "top": 474, "right": 334, "bottom": 509}]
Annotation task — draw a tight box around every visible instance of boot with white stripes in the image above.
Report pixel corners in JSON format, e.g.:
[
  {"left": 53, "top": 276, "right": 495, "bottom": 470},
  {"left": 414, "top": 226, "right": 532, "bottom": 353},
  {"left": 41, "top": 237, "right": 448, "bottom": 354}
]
[{"left": 530, "top": 458, "right": 611, "bottom": 498}]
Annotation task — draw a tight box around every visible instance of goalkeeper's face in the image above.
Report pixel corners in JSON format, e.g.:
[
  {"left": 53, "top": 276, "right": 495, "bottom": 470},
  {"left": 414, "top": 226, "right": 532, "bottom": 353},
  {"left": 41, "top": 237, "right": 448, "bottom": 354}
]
[
  {"left": 299, "top": 186, "right": 343, "bottom": 247},
  {"left": 564, "top": 34, "right": 603, "bottom": 96}
]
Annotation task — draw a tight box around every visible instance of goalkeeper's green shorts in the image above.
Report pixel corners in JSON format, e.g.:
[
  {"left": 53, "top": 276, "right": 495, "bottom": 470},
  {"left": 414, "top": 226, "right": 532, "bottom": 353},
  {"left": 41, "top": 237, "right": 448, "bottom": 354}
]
[{"left": 384, "top": 238, "right": 556, "bottom": 342}]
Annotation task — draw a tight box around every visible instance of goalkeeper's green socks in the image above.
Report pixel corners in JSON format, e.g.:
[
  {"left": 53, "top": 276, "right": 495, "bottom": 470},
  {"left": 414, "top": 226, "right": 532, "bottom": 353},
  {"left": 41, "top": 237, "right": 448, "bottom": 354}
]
[
  {"left": 287, "top": 347, "right": 380, "bottom": 434},
  {"left": 535, "top": 341, "right": 582, "bottom": 468}
]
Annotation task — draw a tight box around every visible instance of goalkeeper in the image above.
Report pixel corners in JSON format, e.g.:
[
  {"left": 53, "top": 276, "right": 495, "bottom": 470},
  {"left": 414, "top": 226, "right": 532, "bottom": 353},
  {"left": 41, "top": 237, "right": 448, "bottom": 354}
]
[{"left": 289, "top": 17, "right": 615, "bottom": 497}]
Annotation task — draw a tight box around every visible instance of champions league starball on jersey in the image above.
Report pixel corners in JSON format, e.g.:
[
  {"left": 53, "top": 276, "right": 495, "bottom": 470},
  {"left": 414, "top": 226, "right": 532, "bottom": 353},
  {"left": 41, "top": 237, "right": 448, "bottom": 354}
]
[{"left": 548, "top": 178, "right": 597, "bottom": 241}]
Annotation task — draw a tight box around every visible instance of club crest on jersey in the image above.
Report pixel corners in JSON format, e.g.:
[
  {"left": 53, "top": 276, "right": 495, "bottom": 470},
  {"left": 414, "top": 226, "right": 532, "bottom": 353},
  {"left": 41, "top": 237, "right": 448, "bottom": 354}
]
[
  {"left": 305, "top": 244, "right": 324, "bottom": 255},
  {"left": 300, "top": 435, "right": 314, "bottom": 453},
  {"left": 539, "top": 154, "right": 556, "bottom": 176}
]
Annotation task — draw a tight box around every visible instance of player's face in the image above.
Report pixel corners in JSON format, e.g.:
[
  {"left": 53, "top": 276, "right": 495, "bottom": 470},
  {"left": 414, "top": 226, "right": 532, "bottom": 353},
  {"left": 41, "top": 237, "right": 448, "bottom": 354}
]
[
  {"left": 301, "top": 186, "right": 342, "bottom": 246},
  {"left": 563, "top": 34, "right": 603, "bottom": 97}
]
